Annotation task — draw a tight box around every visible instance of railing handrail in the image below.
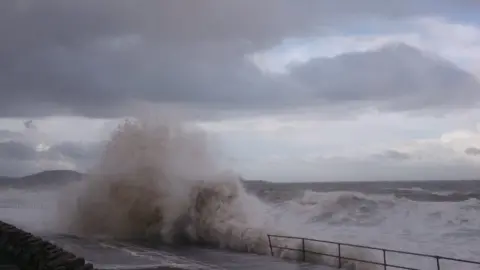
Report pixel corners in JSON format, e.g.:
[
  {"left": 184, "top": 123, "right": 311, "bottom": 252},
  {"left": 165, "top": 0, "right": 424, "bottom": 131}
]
[{"left": 267, "top": 234, "right": 480, "bottom": 270}]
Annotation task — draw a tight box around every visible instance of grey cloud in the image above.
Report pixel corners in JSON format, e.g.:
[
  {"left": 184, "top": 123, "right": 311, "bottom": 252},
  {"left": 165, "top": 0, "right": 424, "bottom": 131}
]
[
  {"left": 24, "top": 120, "right": 36, "bottom": 130},
  {"left": 0, "top": 1, "right": 478, "bottom": 118},
  {"left": 0, "top": 36, "right": 306, "bottom": 117},
  {"left": 373, "top": 149, "right": 411, "bottom": 161},
  {"left": 252, "top": 156, "right": 480, "bottom": 182},
  {"left": 0, "top": 130, "right": 24, "bottom": 141},
  {"left": 289, "top": 43, "right": 480, "bottom": 112},
  {"left": 465, "top": 147, "right": 480, "bottom": 156},
  {"left": 0, "top": 160, "right": 42, "bottom": 178},
  {"left": 0, "top": 141, "right": 37, "bottom": 161},
  {"left": 0, "top": 140, "right": 102, "bottom": 176},
  {"left": 2, "top": 0, "right": 469, "bottom": 50},
  {"left": 48, "top": 142, "right": 103, "bottom": 161}
]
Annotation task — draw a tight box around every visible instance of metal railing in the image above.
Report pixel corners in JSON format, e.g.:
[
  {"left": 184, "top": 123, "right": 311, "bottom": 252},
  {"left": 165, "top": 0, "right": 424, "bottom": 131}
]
[{"left": 267, "top": 234, "right": 480, "bottom": 270}]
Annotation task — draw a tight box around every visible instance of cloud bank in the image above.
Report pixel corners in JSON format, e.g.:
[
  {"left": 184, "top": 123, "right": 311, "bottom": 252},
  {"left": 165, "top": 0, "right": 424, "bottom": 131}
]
[
  {"left": 1, "top": 1, "right": 479, "bottom": 118},
  {"left": 1, "top": 1, "right": 480, "bottom": 180}
]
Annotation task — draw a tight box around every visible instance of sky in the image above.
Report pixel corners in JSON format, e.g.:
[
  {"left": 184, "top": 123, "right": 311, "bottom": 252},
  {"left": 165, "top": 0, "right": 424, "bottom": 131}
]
[{"left": 1, "top": 0, "right": 480, "bottom": 181}]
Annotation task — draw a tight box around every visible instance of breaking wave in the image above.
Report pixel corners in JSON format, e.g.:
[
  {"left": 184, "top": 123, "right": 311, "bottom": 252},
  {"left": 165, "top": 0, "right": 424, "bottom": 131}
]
[
  {"left": 57, "top": 120, "right": 377, "bottom": 269},
  {"left": 277, "top": 190, "right": 480, "bottom": 230}
]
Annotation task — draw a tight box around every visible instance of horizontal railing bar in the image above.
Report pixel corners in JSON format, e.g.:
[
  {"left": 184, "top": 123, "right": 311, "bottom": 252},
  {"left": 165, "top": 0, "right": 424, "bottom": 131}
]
[
  {"left": 271, "top": 245, "right": 335, "bottom": 258},
  {"left": 331, "top": 255, "right": 419, "bottom": 270},
  {"left": 439, "top": 257, "right": 480, "bottom": 265},
  {"left": 269, "top": 234, "right": 426, "bottom": 256},
  {"left": 271, "top": 245, "right": 420, "bottom": 270},
  {"left": 268, "top": 234, "right": 480, "bottom": 265},
  {"left": 306, "top": 251, "right": 419, "bottom": 270},
  {"left": 270, "top": 245, "right": 301, "bottom": 252},
  {"left": 270, "top": 245, "right": 336, "bottom": 257}
]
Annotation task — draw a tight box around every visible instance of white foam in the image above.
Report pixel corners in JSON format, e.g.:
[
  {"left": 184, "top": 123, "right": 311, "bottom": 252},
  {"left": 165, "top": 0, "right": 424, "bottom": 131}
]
[{"left": 275, "top": 190, "right": 480, "bottom": 269}]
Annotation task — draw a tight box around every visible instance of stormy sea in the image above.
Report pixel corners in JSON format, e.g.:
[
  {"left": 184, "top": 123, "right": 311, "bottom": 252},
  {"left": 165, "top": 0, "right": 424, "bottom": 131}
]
[{"left": 0, "top": 121, "right": 479, "bottom": 270}]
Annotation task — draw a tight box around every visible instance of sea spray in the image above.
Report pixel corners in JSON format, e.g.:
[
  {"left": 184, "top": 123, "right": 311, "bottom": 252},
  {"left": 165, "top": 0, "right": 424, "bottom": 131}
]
[{"left": 57, "top": 119, "right": 378, "bottom": 269}]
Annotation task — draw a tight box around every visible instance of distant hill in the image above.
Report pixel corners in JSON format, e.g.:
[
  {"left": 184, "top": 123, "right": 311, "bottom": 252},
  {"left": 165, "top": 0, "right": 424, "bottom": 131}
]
[
  {"left": 0, "top": 170, "right": 84, "bottom": 188},
  {"left": 0, "top": 170, "right": 262, "bottom": 189},
  {"left": 0, "top": 170, "right": 478, "bottom": 192}
]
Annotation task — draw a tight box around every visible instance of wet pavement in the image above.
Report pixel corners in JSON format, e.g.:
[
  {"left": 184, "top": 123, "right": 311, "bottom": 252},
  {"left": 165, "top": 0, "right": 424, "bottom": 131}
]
[{"left": 47, "top": 235, "right": 336, "bottom": 270}]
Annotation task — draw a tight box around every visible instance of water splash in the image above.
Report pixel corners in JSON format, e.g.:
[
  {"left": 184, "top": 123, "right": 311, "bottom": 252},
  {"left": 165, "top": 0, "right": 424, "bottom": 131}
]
[{"left": 57, "top": 119, "right": 376, "bottom": 269}]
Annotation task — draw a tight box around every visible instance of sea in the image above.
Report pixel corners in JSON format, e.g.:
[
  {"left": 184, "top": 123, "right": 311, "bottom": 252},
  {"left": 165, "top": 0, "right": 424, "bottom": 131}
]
[{"left": 0, "top": 121, "right": 479, "bottom": 270}]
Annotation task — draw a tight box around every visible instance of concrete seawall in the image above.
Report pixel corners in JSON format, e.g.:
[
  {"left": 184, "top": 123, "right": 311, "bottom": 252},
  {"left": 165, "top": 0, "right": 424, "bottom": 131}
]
[
  {"left": 0, "top": 221, "right": 94, "bottom": 270},
  {"left": 0, "top": 221, "right": 338, "bottom": 270}
]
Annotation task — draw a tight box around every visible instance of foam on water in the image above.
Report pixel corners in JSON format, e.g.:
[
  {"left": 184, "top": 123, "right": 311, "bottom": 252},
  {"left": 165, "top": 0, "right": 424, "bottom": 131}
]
[{"left": 272, "top": 190, "right": 480, "bottom": 269}]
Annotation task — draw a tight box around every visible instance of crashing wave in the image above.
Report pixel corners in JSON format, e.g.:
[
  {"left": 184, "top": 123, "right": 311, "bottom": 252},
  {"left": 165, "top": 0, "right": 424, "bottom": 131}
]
[{"left": 57, "top": 119, "right": 377, "bottom": 269}]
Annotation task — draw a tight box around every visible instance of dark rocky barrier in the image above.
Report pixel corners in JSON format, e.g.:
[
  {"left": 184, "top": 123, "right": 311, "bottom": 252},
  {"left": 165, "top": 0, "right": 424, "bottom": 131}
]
[{"left": 0, "top": 221, "right": 95, "bottom": 270}]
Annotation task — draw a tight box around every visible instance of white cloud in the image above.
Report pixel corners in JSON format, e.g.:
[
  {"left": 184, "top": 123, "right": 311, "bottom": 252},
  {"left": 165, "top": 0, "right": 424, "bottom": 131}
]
[
  {"left": 392, "top": 129, "right": 480, "bottom": 163},
  {"left": 252, "top": 17, "right": 480, "bottom": 77},
  {"left": 198, "top": 110, "right": 480, "bottom": 154},
  {"left": 197, "top": 109, "right": 480, "bottom": 181}
]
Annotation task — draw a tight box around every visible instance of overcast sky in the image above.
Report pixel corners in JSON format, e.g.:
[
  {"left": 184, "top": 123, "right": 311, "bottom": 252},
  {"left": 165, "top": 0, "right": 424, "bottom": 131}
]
[{"left": 1, "top": 0, "right": 480, "bottom": 181}]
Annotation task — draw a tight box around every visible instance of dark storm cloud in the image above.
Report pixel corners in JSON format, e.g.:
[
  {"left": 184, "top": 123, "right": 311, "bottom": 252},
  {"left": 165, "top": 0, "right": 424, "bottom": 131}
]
[
  {"left": 465, "top": 147, "right": 480, "bottom": 156},
  {"left": 0, "top": 0, "right": 478, "bottom": 118},
  {"left": 3, "top": 0, "right": 469, "bottom": 49}
]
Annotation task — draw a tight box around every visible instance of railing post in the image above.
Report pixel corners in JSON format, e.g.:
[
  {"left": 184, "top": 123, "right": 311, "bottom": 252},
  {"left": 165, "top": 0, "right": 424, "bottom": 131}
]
[
  {"left": 436, "top": 256, "right": 440, "bottom": 270},
  {"left": 337, "top": 243, "right": 342, "bottom": 268},
  {"left": 302, "top": 238, "right": 306, "bottom": 262},
  {"left": 267, "top": 235, "right": 273, "bottom": 256},
  {"left": 383, "top": 249, "right": 387, "bottom": 270}
]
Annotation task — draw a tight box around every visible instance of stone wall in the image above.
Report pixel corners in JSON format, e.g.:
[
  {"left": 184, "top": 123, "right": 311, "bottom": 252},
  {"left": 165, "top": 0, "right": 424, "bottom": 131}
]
[{"left": 0, "top": 221, "right": 95, "bottom": 270}]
